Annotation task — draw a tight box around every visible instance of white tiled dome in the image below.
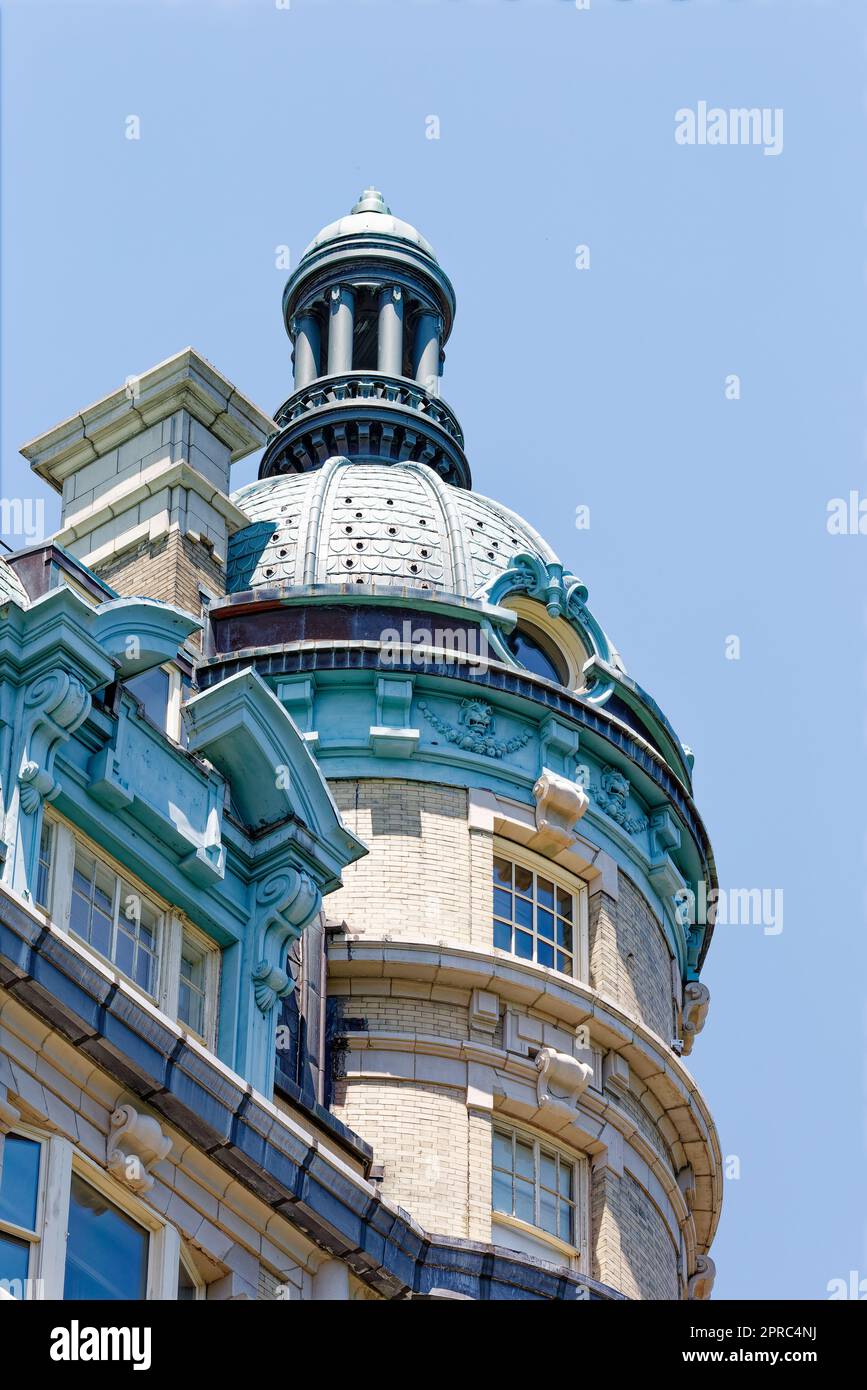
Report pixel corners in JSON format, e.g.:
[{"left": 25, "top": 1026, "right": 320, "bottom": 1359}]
[{"left": 228, "top": 459, "right": 558, "bottom": 597}]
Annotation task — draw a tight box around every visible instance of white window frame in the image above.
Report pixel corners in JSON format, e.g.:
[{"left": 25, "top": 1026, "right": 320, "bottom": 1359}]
[
  {"left": 68, "top": 842, "right": 165, "bottom": 1001},
  {"left": 2, "top": 1131, "right": 179, "bottom": 1301},
  {"left": 178, "top": 1244, "right": 207, "bottom": 1300},
  {"left": 492, "top": 841, "right": 589, "bottom": 983},
  {"left": 0, "top": 1123, "right": 50, "bottom": 1299},
  {"left": 160, "top": 916, "right": 220, "bottom": 1049},
  {"left": 491, "top": 1122, "right": 590, "bottom": 1269},
  {"left": 45, "top": 816, "right": 220, "bottom": 1047}
]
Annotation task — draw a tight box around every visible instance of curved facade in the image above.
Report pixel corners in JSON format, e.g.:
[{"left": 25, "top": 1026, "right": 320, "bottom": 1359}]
[
  {"left": 204, "top": 190, "right": 721, "bottom": 1300},
  {"left": 2, "top": 188, "right": 719, "bottom": 1304}
]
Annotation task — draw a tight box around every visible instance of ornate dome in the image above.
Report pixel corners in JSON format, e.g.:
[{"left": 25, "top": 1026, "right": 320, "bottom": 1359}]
[
  {"left": 228, "top": 458, "right": 557, "bottom": 595},
  {"left": 300, "top": 188, "right": 439, "bottom": 264}
]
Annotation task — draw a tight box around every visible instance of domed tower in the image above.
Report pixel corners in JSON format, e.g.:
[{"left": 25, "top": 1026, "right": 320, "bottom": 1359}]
[{"left": 201, "top": 191, "right": 722, "bottom": 1302}]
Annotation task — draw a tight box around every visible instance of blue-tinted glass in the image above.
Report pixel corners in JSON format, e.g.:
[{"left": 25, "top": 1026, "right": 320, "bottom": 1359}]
[
  {"left": 515, "top": 1177, "right": 534, "bottom": 1224},
  {"left": 493, "top": 920, "right": 511, "bottom": 951},
  {"left": 493, "top": 887, "right": 511, "bottom": 919},
  {"left": 504, "top": 627, "right": 565, "bottom": 685},
  {"left": 537, "top": 908, "right": 555, "bottom": 941},
  {"left": 492, "top": 857, "right": 511, "bottom": 888},
  {"left": 492, "top": 1171, "right": 511, "bottom": 1215},
  {"left": 0, "top": 1135, "right": 40, "bottom": 1231},
  {"left": 125, "top": 668, "right": 170, "bottom": 730},
  {"left": 537, "top": 940, "right": 554, "bottom": 968},
  {"left": 559, "top": 1205, "right": 574, "bottom": 1243},
  {"left": 539, "top": 1187, "right": 558, "bottom": 1235},
  {"left": 515, "top": 931, "right": 533, "bottom": 960},
  {"left": 557, "top": 951, "right": 571, "bottom": 974},
  {"left": 556, "top": 919, "right": 572, "bottom": 949},
  {"left": 492, "top": 1131, "right": 512, "bottom": 1171},
  {"left": 0, "top": 1231, "right": 30, "bottom": 1286},
  {"left": 64, "top": 1175, "right": 148, "bottom": 1300},
  {"left": 537, "top": 877, "right": 555, "bottom": 911},
  {"left": 515, "top": 896, "right": 532, "bottom": 929}
]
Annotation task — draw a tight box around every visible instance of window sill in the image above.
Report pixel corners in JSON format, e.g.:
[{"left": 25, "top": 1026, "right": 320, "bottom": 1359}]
[{"left": 492, "top": 1210, "right": 581, "bottom": 1265}]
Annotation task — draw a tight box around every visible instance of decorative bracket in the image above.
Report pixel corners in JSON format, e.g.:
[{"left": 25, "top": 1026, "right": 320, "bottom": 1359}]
[
  {"left": 531, "top": 767, "right": 589, "bottom": 854},
  {"left": 107, "top": 1104, "right": 171, "bottom": 1194},
  {"left": 681, "top": 982, "right": 710, "bottom": 1056},
  {"left": 368, "top": 675, "right": 419, "bottom": 758},
  {"left": 687, "top": 1254, "right": 717, "bottom": 1301},
  {"left": 17, "top": 671, "right": 91, "bottom": 815},
  {"left": 251, "top": 960, "right": 295, "bottom": 1014},
  {"left": 535, "top": 1046, "right": 593, "bottom": 1113}
]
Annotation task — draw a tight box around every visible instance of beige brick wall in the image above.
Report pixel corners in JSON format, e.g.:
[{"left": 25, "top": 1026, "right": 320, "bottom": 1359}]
[
  {"left": 331, "top": 1077, "right": 473, "bottom": 1237},
  {"left": 326, "top": 780, "right": 473, "bottom": 945},
  {"left": 97, "top": 527, "right": 225, "bottom": 634},
  {"left": 589, "top": 875, "right": 675, "bottom": 1041},
  {"left": 591, "top": 1166, "right": 679, "bottom": 1300}
]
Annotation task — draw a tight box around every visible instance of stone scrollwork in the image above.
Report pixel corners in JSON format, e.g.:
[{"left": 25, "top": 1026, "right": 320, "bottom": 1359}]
[
  {"left": 531, "top": 767, "right": 589, "bottom": 854},
  {"left": 687, "top": 1254, "right": 717, "bottom": 1301},
  {"left": 107, "top": 1105, "right": 172, "bottom": 1195},
  {"left": 17, "top": 670, "right": 91, "bottom": 813},
  {"left": 535, "top": 1046, "right": 593, "bottom": 1113},
  {"left": 419, "top": 698, "right": 532, "bottom": 760},
  {"left": 591, "top": 765, "right": 648, "bottom": 835},
  {"left": 256, "top": 867, "right": 321, "bottom": 946},
  {"left": 681, "top": 981, "right": 710, "bottom": 1056},
  {"left": 251, "top": 960, "right": 295, "bottom": 1014}
]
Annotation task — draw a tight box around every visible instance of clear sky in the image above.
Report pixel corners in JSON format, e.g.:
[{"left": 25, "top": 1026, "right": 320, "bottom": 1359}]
[{"left": 2, "top": 0, "right": 864, "bottom": 1300}]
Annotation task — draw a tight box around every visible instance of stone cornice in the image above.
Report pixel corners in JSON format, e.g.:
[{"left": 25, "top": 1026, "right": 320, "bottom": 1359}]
[
  {"left": 21, "top": 348, "right": 274, "bottom": 491},
  {"left": 55, "top": 460, "right": 251, "bottom": 548},
  {"left": 329, "top": 937, "right": 722, "bottom": 1255}
]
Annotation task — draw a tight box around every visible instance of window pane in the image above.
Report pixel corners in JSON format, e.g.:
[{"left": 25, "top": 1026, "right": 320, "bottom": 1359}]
[
  {"left": 515, "top": 931, "right": 533, "bottom": 960},
  {"left": 115, "top": 928, "right": 135, "bottom": 978},
  {"left": 35, "top": 821, "right": 54, "bottom": 910},
  {"left": 539, "top": 1187, "right": 558, "bottom": 1235},
  {"left": 559, "top": 1204, "right": 574, "bottom": 1244},
  {"left": 559, "top": 1163, "right": 573, "bottom": 1199},
  {"left": 492, "top": 857, "right": 511, "bottom": 888},
  {"left": 537, "top": 908, "right": 555, "bottom": 941},
  {"left": 91, "top": 911, "right": 112, "bottom": 958},
  {"left": 492, "top": 1130, "right": 512, "bottom": 1172},
  {"left": 537, "top": 940, "right": 554, "bottom": 968},
  {"left": 126, "top": 667, "right": 170, "bottom": 730},
  {"left": 540, "top": 1151, "right": 557, "bottom": 1193},
  {"left": 556, "top": 919, "right": 572, "bottom": 950},
  {"left": 0, "top": 1231, "right": 30, "bottom": 1287},
  {"left": 0, "top": 1135, "right": 40, "bottom": 1231},
  {"left": 514, "top": 865, "right": 532, "bottom": 897},
  {"left": 64, "top": 1175, "right": 148, "bottom": 1301},
  {"left": 515, "top": 895, "right": 532, "bottom": 929},
  {"left": 493, "top": 920, "right": 511, "bottom": 951},
  {"left": 557, "top": 951, "right": 572, "bottom": 974},
  {"left": 537, "top": 877, "right": 555, "bottom": 911},
  {"left": 514, "top": 1177, "right": 534, "bottom": 1225},
  {"left": 515, "top": 1140, "right": 534, "bottom": 1180},
  {"left": 493, "top": 887, "right": 511, "bottom": 919},
  {"left": 73, "top": 849, "right": 94, "bottom": 897},
  {"left": 492, "top": 1171, "right": 512, "bottom": 1216},
  {"left": 556, "top": 887, "right": 573, "bottom": 920}
]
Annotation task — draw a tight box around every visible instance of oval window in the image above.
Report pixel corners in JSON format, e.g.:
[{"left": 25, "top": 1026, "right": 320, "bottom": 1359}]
[{"left": 504, "top": 623, "right": 568, "bottom": 685}]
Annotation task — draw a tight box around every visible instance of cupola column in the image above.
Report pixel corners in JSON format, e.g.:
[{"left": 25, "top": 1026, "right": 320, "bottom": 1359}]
[
  {"left": 327, "top": 285, "right": 355, "bottom": 374},
  {"left": 412, "top": 310, "right": 441, "bottom": 390},
  {"left": 377, "top": 285, "right": 404, "bottom": 375},
  {"left": 292, "top": 312, "right": 321, "bottom": 389}
]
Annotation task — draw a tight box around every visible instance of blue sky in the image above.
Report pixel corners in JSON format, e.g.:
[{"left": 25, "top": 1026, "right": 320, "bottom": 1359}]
[{"left": 2, "top": 0, "right": 864, "bottom": 1299}]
